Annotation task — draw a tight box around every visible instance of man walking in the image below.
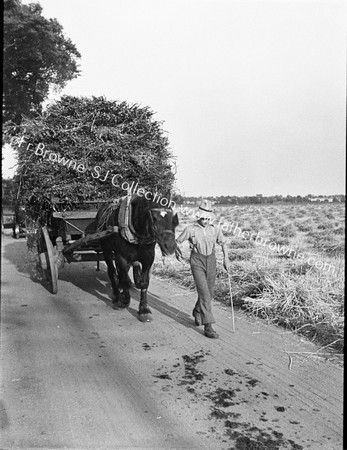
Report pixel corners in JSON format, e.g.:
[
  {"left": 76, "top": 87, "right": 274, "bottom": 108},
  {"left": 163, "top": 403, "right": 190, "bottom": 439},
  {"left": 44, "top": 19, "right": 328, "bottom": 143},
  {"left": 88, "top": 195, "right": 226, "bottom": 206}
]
[{"left": 176, "top": 200, "right": 230, "bottom": 338}]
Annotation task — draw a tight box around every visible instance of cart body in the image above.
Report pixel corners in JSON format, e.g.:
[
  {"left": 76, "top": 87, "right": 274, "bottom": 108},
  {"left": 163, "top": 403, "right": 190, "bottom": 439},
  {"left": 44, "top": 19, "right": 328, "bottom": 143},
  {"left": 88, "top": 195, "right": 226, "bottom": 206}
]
[{"left": 38, "top": 201, "right": 117, "bottom": 294}]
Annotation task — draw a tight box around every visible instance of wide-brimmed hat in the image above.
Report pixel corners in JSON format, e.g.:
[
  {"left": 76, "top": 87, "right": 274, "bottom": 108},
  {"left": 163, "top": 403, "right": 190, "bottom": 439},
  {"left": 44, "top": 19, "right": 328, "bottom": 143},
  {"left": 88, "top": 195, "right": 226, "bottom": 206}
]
[{"left": 196, "top": 199, "right": 215, "bottom": 220}]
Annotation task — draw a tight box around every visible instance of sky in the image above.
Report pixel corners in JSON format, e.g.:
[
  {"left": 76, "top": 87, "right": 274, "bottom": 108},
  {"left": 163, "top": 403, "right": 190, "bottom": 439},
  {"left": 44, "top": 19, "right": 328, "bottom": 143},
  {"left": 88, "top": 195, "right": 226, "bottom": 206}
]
[{"left": 3, "top": 0, "right": 346, "bottom": 197}]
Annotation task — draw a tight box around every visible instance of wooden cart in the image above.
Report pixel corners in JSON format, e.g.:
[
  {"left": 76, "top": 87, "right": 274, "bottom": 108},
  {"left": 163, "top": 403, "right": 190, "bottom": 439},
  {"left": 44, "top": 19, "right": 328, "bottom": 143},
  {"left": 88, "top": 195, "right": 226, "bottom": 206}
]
[
  {"left": 1, "top": 203, "right": 26, "bottom": 239},
  {"left": 37, "top": 202, "right": 117, "bottom": 294}
]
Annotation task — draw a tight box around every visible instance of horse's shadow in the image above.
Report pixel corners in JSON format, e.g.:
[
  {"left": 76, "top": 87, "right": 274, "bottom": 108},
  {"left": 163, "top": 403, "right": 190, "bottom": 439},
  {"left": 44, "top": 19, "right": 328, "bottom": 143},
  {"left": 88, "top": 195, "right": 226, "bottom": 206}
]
[
  {"left": 57, "top": 262, "right": 114, "bottom": 306},
  {"left": 59, "top": 263, "right": 199, "bottom": 332},
  {"left": 128, "top": 286, "right": 199, "bottom": 332},
  {"left": 2, "top": 238, "right": 201, "bottom": 334},
  {"left": 2, "top": 238, "right": 51, "bottom": 289}
]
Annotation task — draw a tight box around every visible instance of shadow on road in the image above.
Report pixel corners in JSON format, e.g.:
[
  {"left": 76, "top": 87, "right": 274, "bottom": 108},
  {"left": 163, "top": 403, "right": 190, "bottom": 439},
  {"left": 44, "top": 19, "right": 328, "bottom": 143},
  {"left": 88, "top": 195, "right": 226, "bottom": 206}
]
[
  {"left": 58, "top": 264, "right": 114, "bottom": 306},
  {"left": 59, "top": 263, "right": 201, "bottom": 333},
  {"left": 1, "top": 236, "right": 54, "bottom": 294},
  {"left": 129, "top": 287, "right": 204, "bottom": 335},
  {"left": 2, "top": 234, "right": 202, "bottom": 334},
  {"left": 0, "top": 400, "right": 10, "bottom": 430}
]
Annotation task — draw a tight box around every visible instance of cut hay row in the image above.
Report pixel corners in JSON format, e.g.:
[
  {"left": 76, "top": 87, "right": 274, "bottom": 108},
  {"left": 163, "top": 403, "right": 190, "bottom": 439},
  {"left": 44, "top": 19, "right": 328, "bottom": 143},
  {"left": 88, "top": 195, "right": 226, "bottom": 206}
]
[{"left": 153, "top": 203, "right": 345, "bottom": 352}]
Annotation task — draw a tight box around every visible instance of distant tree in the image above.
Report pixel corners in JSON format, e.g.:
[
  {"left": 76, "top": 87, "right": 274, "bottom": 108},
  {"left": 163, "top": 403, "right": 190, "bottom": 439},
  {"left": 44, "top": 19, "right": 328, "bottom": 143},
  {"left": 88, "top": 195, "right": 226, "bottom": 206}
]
[
  {"left": 3, "top": 0, "right": 81, "bottom": 124},
  {"left": 219, "top": 196, "right": 231, "bottom": 205},
  {"left": 1, "top": 178, "right": 17, "bottom": 204},
  {"left": 249, "top": 196, "right": 260, "bottom": 204},
  {"left": 4, "top": 96, "right": 175, "bottom": 221},
  {"left": 229, "top": 196, "right": 238, "bottom": 205},
  {"left": 172, "top": 193, "right": 185, "bottom": 204}
]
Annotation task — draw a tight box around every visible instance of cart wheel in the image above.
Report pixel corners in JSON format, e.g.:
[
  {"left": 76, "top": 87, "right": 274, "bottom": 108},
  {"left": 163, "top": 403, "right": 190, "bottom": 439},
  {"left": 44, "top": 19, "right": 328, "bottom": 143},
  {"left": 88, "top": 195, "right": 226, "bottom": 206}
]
[
  {"left": 13, "top": 223, "right": 20, "bottom": 239},
  {"left": 40, "top": 226, "right": 58, "bottom": 294}
]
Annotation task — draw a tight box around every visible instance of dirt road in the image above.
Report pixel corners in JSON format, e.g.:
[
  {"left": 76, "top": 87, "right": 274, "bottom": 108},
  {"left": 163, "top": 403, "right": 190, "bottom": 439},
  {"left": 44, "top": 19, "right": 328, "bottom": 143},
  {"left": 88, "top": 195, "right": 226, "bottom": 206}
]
[{"left": 0, "top": 234, "right": 343, "bottom": 449}]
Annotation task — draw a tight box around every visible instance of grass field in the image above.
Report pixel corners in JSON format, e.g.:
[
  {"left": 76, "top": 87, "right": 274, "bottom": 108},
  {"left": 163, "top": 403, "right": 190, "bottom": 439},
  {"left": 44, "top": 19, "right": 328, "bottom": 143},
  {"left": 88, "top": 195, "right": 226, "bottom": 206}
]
[{"left": 153, "top": 203, "right": 345, "bottom": 352}]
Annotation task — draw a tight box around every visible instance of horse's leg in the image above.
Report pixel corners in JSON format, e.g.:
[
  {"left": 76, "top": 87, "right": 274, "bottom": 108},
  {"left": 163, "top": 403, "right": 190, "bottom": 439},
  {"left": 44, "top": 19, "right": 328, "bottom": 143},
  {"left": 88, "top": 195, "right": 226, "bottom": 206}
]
[
  {"left": 116, "top": 257, "right": 132, "bottom": 307},
  {"left": 101, "top": 242, "right": 122, "bottom": 307},
  {"left": 134, "top": 255, "right": 154, "bottom": 322},
  {"left": 139, "top": 286, "right": 151, "bottom": 322},
  {"left": 133, "top": 262, "right": 142, "bottom": 287}
]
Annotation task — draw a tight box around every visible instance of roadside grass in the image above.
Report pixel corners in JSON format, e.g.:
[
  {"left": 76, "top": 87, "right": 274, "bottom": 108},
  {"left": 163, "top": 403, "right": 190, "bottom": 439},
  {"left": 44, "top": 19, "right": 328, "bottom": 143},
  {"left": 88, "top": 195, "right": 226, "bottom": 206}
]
[{"left": 153, "top": 203, "right": 345, "bottom": 352}]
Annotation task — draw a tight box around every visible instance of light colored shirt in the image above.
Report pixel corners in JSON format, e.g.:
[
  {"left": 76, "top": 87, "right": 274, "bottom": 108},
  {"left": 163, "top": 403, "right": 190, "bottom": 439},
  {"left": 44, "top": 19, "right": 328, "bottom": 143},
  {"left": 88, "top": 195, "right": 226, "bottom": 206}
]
[{"left": 176, "top": 222, "right": 225, "bottom": 256}]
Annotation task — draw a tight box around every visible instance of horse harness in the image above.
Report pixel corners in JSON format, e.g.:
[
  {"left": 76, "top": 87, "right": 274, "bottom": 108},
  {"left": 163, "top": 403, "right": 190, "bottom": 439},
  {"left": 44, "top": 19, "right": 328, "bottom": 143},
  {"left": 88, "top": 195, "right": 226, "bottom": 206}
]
[
  {"left": 97, "top": 197, "right": 174, "bottom": 245},
  {"left": 96, "top": 199, "right": 120, "bottom": 232}
]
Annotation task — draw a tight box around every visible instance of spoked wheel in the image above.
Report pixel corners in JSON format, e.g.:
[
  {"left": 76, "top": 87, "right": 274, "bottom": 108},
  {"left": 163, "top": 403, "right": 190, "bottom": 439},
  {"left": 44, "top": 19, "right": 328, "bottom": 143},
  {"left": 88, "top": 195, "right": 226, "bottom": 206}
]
[
  {"left": 13, "top": 223, "right": 20, "bottom": 239},
  {"left": 38, "top": 226, "right": 58, "bottom": 294}
]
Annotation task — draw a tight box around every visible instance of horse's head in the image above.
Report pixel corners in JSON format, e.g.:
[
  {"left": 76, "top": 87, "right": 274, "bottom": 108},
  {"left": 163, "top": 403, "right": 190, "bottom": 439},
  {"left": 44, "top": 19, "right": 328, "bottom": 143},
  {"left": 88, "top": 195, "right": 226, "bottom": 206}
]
[{"left": 149, "top": 208, "right": 179, "bottom": 256}]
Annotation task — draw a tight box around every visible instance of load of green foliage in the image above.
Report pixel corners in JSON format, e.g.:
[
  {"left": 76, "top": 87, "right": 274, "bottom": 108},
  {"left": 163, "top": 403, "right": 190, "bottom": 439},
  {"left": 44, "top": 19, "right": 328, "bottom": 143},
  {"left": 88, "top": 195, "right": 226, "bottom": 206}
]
[{"left": 4, "top": 96, "right": 176, "bottom": 222}]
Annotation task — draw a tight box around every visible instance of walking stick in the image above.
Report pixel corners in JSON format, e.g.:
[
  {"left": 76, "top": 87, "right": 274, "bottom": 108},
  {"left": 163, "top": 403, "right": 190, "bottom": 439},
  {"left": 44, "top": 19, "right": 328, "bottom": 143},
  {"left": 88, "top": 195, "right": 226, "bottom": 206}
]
[{"left": 227, "top": 271, "right": 235, "bottom": 333}]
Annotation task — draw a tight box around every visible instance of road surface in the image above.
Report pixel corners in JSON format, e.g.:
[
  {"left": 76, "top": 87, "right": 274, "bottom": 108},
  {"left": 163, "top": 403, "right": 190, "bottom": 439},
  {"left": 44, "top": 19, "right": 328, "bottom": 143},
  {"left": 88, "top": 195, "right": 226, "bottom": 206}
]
[{"left": 0, "top": 233, "right": 343, "bottom": 449}]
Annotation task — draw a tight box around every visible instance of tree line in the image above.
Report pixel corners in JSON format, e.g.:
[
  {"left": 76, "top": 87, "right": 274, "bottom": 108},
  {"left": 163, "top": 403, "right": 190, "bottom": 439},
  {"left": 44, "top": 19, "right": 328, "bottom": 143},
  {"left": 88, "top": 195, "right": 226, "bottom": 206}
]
[{"left": 172, "top": 194, "right": 345, "bottom": 205}]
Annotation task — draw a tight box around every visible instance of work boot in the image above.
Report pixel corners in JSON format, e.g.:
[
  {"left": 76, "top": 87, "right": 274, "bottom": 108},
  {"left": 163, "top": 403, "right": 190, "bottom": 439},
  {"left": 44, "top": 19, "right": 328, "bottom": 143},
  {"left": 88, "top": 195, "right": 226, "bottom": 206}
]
[
  {"left": 204, "top": 324, "right": 219, "bottom": 339},
  {"left": 192, "top": 311, "right": 201, "bottom": 326}
]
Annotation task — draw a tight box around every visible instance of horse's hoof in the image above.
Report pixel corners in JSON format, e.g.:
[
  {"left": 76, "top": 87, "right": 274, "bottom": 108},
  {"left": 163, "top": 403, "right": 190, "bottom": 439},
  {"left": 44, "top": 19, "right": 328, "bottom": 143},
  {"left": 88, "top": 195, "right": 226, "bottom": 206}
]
[
  {"left": 138, "top": 313, "right": 153, "bottom": 322},
  {"left": 119, "top": 292, "right": 130, "bottom": 308},
  {"left": 111, "top": 301, "right": 127, "bottom": 310}
]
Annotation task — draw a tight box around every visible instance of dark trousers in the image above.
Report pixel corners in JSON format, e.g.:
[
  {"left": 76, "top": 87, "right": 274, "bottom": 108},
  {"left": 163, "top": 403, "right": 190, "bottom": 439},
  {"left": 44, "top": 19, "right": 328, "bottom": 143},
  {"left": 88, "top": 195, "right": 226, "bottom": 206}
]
[{"left": 190, "top": 252, "right": 216, "bottom": 325}]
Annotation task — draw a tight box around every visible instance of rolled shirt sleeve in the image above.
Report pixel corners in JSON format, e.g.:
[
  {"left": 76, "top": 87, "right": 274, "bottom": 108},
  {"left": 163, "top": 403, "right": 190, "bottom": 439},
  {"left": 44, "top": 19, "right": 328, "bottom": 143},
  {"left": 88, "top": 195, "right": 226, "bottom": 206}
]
[
  {"left": 176, "top": 226, "right": 191, "bottom": 244},
  {"left": 177, "top": 223, "right": 226, "bottom": 255}
]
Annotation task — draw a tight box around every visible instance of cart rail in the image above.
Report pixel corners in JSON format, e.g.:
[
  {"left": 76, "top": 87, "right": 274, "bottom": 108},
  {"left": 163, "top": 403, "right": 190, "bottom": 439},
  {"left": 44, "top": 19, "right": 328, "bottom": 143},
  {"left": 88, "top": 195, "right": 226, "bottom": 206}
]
[{"left": 62, "top": 226, "right": 119, "bottom": 255}]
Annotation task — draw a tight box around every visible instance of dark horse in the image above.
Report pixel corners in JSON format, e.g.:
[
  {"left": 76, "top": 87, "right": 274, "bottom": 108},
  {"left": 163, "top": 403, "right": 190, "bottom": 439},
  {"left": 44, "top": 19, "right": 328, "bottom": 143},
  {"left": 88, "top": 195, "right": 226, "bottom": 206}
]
[{"left": 95, "top": 194, "right": 179, "bottom": 322}]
